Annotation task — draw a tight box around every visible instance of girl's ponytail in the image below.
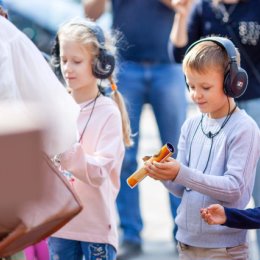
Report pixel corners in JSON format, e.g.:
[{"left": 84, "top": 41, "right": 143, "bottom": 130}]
[{"left": 109, "top": 77, "right": 133, "bottom": 147}]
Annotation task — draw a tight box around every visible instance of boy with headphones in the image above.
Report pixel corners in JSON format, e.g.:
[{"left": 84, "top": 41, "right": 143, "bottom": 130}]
[{"left": 145, "top": 36, "right": 260, "bottom": 259}]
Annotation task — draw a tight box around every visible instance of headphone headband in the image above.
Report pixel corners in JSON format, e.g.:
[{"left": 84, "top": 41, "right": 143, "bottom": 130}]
[
  {"left": 185, "top": 36, "right": 237, "bottom": 62},
  {"left": 69, "top": 19, "right": 106, "bottom": 47}
]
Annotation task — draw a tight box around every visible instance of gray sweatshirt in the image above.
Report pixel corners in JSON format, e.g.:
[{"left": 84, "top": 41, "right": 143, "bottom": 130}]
[{"left": 164, "top": 109, "right": 260, "bottom": 248}]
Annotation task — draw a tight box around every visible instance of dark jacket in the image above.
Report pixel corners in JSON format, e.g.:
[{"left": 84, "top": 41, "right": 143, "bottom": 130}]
[
  {"left": 224, "top": 207, "right": 260, "bottom": 229},
  {"left": 112, "top": 0, "right": 174, "bottom": 63},
  {"left": 172, "top": 0, "right": 260, "bottom": 101}
]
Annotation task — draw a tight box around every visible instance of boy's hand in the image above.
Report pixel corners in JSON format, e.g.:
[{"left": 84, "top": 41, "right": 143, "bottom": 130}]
[
  {"left": 144, "top": 157, "right": 180, "bottom": 181},
  {"left": 200, "top": 204, "right": 227, "bottom": 225}
]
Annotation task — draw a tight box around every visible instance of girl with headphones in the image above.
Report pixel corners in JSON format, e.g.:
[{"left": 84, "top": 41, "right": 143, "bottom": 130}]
[
  {"left": 145, "top": 36, "right": 260, "bottom": 259},
  {"left": 48, "top": 18, "right": 132, "bottom": 260}
]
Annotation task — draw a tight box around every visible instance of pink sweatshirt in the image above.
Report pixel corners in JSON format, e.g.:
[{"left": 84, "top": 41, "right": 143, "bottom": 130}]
[{"left": 52, "top": 95, "right": 125, "bottom": 250}]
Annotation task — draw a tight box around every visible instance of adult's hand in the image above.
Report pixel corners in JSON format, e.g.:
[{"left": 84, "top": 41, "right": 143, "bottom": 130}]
[{"left": 171, "top": 0, "right": 194, "bottom": 16}]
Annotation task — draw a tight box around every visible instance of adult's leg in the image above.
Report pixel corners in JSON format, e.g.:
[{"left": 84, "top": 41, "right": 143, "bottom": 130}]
[
  {"left": 149, "top": 63, "right": 187, "bottom": 241},
  {"left": 48, "top": 237, "right": 82, "bottom": 260},
  {"left": 116, "top": 62, "right": 146, "bottom": 245}
]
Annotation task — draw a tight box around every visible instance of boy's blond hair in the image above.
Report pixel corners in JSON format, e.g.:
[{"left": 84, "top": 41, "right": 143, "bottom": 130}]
[{"left": 182, "top": 40, "right": 241, "bottom": 75}]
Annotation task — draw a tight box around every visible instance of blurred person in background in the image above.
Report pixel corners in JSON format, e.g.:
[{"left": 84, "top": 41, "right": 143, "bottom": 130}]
[
  {"left": 0, "top": 6, "right": 79, "bottom": 260},
  {"left": 170, "top": 0, "right": 260, "bottom": 256},
  {"left": 83, "top": 1, "right": 187, "bottom": 259},
  {"left": 0, "top": 12, "right": 79, "bottom": 157}
]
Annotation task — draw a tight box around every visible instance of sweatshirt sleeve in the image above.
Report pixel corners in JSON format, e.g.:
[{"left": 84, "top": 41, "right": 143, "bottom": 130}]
[
  {"left": 164, "top": 113, "right": 260, "bottom": 203},
  {"left": 60, "top": 111, "right": 124, "bottom": 187},
  {"left": 173, "top": 120, "right": 260, "bottom": 203},
  {"left": 224, "top": 207, "right": 260, "bottom": 229}
]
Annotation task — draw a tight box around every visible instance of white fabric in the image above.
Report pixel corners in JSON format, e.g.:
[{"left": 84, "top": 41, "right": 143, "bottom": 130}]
[{"left": 0, "top": 16, "right": 79, "bottom": 156}]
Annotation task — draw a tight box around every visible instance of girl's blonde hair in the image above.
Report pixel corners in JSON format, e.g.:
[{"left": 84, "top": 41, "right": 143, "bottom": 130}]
[
  {"left": 182, "top": 39, "right": 241, "bottom": 75},
  {"left": 57, "top": 18, "right": 133, "bottom": 147}
]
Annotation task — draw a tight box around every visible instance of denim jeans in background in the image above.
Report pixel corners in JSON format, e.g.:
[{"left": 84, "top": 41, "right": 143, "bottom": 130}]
[
  {"left": 48, "top": 237, "right": 116, "bottom": 260},
  {"left": 116, "top": 61, "right": 187, "bottom": 244},
  {"left": 238, "top": 97, "right": 260, "bottom": 253}
]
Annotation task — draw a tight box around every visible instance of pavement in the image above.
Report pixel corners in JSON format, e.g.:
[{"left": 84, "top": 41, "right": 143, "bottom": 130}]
[{"left": 122, "top": 103, "right": 260, "bottom": 260}]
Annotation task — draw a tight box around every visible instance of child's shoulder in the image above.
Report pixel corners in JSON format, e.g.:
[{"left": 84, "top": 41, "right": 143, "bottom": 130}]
[
  {"left": 232, "top": 109, "right": 259, "bottom": 130},
  {"left": 224, "top": 109, "right": 260, "bottom": 144},
  {"left": 96, "top": 95, "right": 121, "bottom": 116},
  {"left": 183, "top": 114, "right": 202, "bottom": 129}
]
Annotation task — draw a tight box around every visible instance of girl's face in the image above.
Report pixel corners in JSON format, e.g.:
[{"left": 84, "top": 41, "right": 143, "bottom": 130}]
[
  {"left": 59, "top": 39, "right": 96, "bottom": 93},
  {"left": 185, "top": 67, "right": 230, "bottom": 118}
]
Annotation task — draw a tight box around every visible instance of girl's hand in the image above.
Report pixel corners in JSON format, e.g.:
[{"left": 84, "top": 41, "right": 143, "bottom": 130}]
[
  {"left": 144, "top": 157, "right": 180, "bottom": 181},
  {"left": 200, "top": 204, "right": 227, "bottom": 225}
]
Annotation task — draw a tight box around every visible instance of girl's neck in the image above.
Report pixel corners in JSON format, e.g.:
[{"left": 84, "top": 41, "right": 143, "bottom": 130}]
[{"left": 72, "top": 86, "right": 100, "bottom": 104}]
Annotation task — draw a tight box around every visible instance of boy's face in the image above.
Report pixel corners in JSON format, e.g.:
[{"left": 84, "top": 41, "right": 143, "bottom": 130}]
[{"left": 185, "top": 67, "right": 230, "bottom": 118}]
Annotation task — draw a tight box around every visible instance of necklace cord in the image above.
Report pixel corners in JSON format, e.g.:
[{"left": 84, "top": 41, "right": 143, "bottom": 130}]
[
  {"left": 188, "top": 101, "right": 237, "bottom": 176},
  {"left": 201, "top": 102, "right": 237, "bottom": 173},
  {"left": 78, "top": 91, "right": 100, "bottom": 143}
]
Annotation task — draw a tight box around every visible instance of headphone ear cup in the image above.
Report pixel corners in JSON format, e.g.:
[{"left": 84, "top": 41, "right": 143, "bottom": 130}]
[
  {"left": 223, "top": 67, "right": 248, "bottom": 98},
  {"left": 92, "top": 50, "right": 115, "bottom": 79},
  {"left": 223, "top": 70, "right": 231, "bottom": 96},
  {"left": 51, "top": 36, "right": 63, "bottom": 80},
  {"left": 232, "top": 67, "right": 248, "bottom": 98}
]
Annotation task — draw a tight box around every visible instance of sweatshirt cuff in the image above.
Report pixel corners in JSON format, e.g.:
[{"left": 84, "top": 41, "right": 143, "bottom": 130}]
[{"left": 174, "top": 163, "right": 191, "bottom": 185}]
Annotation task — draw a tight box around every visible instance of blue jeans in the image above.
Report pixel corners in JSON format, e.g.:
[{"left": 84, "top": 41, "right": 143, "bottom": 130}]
[
  {"left": 48, "top": 237, "right": 116, "bottom": 260},
  {"left": 238, "top": 98, "right": 260, "bottom": 250},
  {"left": 116, "top": 61, "right": 187, "bottom": 244}
]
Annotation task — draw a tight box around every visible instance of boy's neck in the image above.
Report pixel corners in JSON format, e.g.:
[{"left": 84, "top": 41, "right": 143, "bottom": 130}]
[{"left": 208, "top": 99, "right": 237, "bottom": 119}]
